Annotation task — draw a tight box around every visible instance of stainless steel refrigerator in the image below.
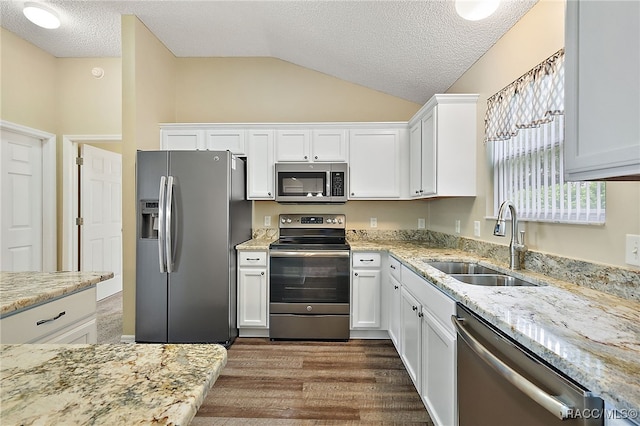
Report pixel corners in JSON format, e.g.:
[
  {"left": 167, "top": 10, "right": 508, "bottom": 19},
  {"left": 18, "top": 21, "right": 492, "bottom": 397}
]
[{"left": 135, "top": 150, "right": 251, "bottom": 346}]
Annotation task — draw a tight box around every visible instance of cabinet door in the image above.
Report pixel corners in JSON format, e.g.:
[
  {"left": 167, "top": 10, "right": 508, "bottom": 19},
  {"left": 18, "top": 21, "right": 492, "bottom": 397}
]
[
  {"left": 238, "top": 268, "right": 268, "bottom": 328},
  {"left": 421, "top": 109, "right": 437, "bottom": 196},
  {"left": 247, "top": 130, "right": 275, "bottom": 199},
  {"left": 409, "top": 122, "right": 423, "bottom": 198},
  {"left": 42, "top": 318, "right": 98, "bottom": 344},
  {"left": 275, "top": 130, "right": 310, "bottom": 162},
  {"left": 160, "top": 129, "right": 205, "bottom": 150},
  {"left": 565, "top": 0, "right": 640, "bottom": 180},
  {"left": 388, "top": 274, "right": 402, "bottom": 350},
  {"left": 422, "top": 310, "right": 456, "bottom": 426},
  {"left": 205, "top": 129, "right": 246, "bottom": 155},
  {"left": 311, "top": 129, "right": 348, "bottom": 162},
  {"left": 400, "top": 287, "right": 421, "bottom": 391},
  {"left": 349, "top": 129, "right": 401, "bottom": 198},
  {"left": 351, "top": 269, "right": 381, "bottom": 329}
]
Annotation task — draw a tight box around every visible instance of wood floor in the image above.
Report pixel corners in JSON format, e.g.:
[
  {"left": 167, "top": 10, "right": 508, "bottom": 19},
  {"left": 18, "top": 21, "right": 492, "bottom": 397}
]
[{"left": 192, "top": 338, "right": 433, "bottom": 425}]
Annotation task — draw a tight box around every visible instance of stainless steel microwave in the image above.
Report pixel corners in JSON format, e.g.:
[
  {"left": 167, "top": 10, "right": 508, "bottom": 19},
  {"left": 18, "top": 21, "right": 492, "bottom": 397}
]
[{"left": 275, "top": 162, "right": 348, "bottom": 203}]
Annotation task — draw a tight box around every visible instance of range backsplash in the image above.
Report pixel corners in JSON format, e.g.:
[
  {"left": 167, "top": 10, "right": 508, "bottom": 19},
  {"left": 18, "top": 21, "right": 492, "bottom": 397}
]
[{"left": 251, "top": 227, "right": 639, "bottom": 302}]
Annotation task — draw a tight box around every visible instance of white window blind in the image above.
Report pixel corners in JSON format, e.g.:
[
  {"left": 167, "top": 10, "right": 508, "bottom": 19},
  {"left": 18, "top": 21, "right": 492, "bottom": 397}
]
[{"left": 487, "top": 50, "right": 605, "bottom": 224}]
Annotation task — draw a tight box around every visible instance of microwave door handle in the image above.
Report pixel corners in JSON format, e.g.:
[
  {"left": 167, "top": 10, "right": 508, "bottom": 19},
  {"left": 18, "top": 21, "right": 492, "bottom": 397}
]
[
  {"left": 158, "top": 176, "right": 167, "bottom": 273},
  {"left": 326, "top": 171, "right": 331, "bottom": 197}
]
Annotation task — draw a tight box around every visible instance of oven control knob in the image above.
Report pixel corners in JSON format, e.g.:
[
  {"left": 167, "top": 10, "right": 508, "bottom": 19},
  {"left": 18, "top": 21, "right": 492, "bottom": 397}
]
[
  {"left": 286, "top": 218, "right": 292, "bottom": 223},
  {"left": 306, "top": 305, "right": 313, "bottom": 312},
  {"left": 337, "top": 218, "right": 343, "bottom": 224},
  {"left": 281, "top": 218, "right": 286, "bottom": 224},
  {"left": 326, "top": 218, "right": 334, "bottom": 224}
]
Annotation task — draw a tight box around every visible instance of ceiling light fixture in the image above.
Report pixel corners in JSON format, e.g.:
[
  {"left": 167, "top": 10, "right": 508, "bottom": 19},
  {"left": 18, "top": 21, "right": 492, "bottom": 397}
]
[
  {"left": 23, "top": 2, "right": 61, "bottom": 29},
  {"left": 455, "top": 0, "right": 500, "bottom": 21}
]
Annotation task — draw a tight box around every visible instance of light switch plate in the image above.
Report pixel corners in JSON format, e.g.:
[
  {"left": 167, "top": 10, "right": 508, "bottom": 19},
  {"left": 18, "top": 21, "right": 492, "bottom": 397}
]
[
  {"left": 370, "top": 217, "right": 378, "bottom": 228},
  {"left": 455, "top": 220, "right": 461, "bottom": 234},
  {"left": 625, "top": 234, "right": 640, "bottom": 266},
  {"left": 418, "top": 218, "right": 425, "bottom": 229},
  {"left": 474, "top": 221, "right": 481, "bottom": 237},
  {"left": 264, "top": 215, "right": 271, "bottom": 227}
]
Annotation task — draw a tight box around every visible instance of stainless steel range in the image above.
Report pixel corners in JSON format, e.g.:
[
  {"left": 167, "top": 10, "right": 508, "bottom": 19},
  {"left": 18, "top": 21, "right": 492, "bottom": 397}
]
[{"left": 269, "top": 214, "right": 350, "bottom": 340}]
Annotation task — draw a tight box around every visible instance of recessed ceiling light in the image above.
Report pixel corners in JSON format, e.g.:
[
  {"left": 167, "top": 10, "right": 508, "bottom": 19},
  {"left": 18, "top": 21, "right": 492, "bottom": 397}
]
[
  {"left": 455, "top": 0, "right": 500, "bottom": 21},
  {"left": 23, "top": 2, "right": 61, "bottom": 29}
]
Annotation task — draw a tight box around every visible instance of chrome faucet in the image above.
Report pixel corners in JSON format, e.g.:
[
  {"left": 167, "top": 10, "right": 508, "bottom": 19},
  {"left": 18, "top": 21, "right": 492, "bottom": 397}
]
[{"left": 494, "top": 200, "right": 527, "bottom": 270}]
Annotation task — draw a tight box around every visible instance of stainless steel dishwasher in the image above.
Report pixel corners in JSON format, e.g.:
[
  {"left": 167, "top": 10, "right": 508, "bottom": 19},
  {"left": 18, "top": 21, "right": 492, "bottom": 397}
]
[{"left": 453, "top": 303, "right": 604, "bottom": 426}]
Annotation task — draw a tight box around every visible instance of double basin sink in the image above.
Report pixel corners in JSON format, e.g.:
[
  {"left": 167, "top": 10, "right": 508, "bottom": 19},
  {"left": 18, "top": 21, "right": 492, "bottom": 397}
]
[{"left": 428, "top": 261, "right": 543, "bottom": 287}]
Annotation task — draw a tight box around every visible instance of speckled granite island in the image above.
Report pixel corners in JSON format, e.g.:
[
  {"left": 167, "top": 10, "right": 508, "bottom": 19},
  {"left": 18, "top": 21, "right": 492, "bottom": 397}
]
[
  {"left": 0, "top": 271, "right": 113, "bottom": 316},
  {"left": 0, "top": 343, "right": 227, "bottom": 425}
]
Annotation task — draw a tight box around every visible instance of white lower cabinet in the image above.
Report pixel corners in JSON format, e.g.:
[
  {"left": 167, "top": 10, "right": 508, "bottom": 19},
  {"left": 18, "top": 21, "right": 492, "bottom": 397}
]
[
  {"left": 351, "top": 252, "right": 382, "bottom": 329},
  {"left": 400, "top": 287, "right": 422, "bottom": 392},
  {"left": 387, "top": 258, "right": 402, "bottom": 350},
  {"left": 421, "top": 309, "right": 457, "bottom": 426},
  {"left": 400, "top": 264, "right": 457, "bottom": 426},
  {"left": 237, "top": 251, "right": 268, "bottom": 329},
  {"left": 0, "top": 287, "right": 97, "bottom": 344}
]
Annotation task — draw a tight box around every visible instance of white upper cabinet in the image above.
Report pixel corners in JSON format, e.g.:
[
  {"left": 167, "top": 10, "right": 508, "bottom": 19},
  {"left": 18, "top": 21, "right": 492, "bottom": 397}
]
[
  {"left": 564, "top": 0, "right": 640, "bottom": 180},
  {"left": 408, "top": 94, "right": 478, "bottom": 198},
  {"left": 246, "top": 129, "right": 275, "bottom": 200},
  {"left": 311, "top": 129, "right": 348, "bottom": 162},
  {"left": 160, "top": 128, "right": 205, "bottom": 150},
  {"left": 275, "top": 128, "right": 348, "bottom": 162},
  {"left": 349, "top": 128, "right": 405, "bottom": 199},
  {"left": 205, "top": 129, "right": 246, "bottom": 155},
  {"left": 275, "top": 129, "right": 310, "bottom": 162}
]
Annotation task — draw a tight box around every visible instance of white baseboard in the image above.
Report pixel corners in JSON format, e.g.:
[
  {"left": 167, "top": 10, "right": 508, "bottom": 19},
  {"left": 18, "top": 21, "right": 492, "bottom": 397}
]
[
  {"left": 349, "top": 329, "right": 391, "bottom": 339},
  {"left": 120, "top": 335, "right": 135, "bottom": 344},
  {"left": 238, "top": 329, "right": 269, "bottom": 338}
]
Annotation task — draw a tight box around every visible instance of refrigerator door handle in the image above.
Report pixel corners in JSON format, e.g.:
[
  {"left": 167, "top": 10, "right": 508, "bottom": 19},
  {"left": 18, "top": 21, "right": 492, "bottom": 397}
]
[
  {"left": 165, "top": 175, "right": 175, "bottom": 273},
  {"left": 158, "top": 176, "right": 167, "bottom": 273}
]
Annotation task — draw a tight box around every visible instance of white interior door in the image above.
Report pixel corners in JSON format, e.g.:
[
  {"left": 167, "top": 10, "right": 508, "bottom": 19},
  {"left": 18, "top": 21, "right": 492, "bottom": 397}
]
[
  {"left": 1, "top": 130, "right": 43, "bottom": 271},
  {"left": 80, "top": 144, "right": 122, "bottom": 300}
]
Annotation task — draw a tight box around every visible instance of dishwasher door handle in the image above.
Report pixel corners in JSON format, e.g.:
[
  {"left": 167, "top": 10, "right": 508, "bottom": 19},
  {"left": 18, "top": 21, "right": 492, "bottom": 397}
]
[{"left": 451, "top": 315, "right": 575, "bottom": 420}]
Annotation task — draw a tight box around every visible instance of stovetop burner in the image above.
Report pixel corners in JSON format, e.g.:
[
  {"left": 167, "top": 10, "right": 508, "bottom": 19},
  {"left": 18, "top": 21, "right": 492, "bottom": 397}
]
[{"left": 270, "top": 214, "right": 349, "bottom": 251}]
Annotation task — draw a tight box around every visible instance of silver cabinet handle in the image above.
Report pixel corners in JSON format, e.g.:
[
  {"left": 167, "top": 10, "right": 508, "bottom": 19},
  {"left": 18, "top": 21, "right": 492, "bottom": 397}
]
[
  {"left": 451, "top": 315, "right": 574, "bottom": 420},
  {"left": 37, "top": 311, "right": 66, "bottom": 326},
  {"left": 165, "top": 175, "right": 175, "bottom": 273},
  {"left": 158, "top": 176, "right": 167, "bottom": 273}
]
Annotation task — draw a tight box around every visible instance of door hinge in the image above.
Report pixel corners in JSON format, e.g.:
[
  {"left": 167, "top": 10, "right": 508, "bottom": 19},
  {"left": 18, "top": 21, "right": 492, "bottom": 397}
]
[
  {"left": 76, "top": 217, "right": 84, "bottom": 226},
  {"left": 76, "top": 157, "right": 84, "bottom": 166}
]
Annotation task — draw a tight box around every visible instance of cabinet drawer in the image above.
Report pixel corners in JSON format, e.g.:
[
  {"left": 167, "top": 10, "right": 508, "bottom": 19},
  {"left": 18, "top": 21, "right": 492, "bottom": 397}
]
[
  {"left": 389, "top": 256, "right": 402, "bottom": 281},
  {"left": 352, "top": 252, "right": 381, "bottom": 268},
  {"left": 0, "top": 287, "right": 96, "bottom": 344},
  {"left": 239, "top": 251, "right": 267, "bottom": 266}
]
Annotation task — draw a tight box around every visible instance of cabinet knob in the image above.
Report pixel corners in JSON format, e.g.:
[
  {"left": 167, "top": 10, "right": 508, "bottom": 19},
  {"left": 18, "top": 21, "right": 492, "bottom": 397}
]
[
  {"left": 415, "top": 190, "right": 420, "bottom": 194},
  {"left": 314, "top": 156, "right": 318, "bottom": 160},
  {"left": 304, "top": 155, "right": 308, "bottom": 160},
  {"left": 412, "top": 305, "right": 417, "bottom": 311},
  {"left": 261, "top": 272, "right": 264, "bottom": 275},
  {"left": 351, "top": 192, "right": 355, "bottom": 196},
  {"left": 418, "top": 312, "right": 424, "bottom": 318},
  {"left": 268, "top": 192, "right": 272, "bottom": 196},
  {"left": 354, "top": 272, "right": 359, "bottom": 276},
  {"left": 390, "top": 265, "right": 396, "bottom": 270},
  {"left": 394, "top": 285, "right": 399, "bottom": 290}
]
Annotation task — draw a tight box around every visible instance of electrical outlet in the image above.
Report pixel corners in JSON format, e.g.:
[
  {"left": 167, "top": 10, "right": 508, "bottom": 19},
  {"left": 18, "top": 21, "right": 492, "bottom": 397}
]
[
  {"left": 455, "top": 220, "right": 461, "bottom": 234},
  {"left": 264, "top": 215, "right": 271, "bottom": 227},
  {"left": 625, "top": 234, "right": 640, "bottom": 266},
  {"left": 474, "top": 221, "right": 481, "bottom": 237},
  {"left": 370, "top": 217, "right": 378, "bottom": 228},
  {"left": 418, "top": 218, "right": 425, "bottom": 229}
]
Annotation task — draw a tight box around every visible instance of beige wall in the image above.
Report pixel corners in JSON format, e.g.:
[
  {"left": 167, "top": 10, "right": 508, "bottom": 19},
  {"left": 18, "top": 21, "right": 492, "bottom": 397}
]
[
  {"left": 122, "top": 15, "right": 177, "bottom": 335},
  {"left": 440, "top": 0, "right": 640, "bottom": 267},
  {"left": 176, "top": 57, "right": 419, "bottom": 123},
  {"left": 1, "top": 28, "right": 57, "bottom": 133}
]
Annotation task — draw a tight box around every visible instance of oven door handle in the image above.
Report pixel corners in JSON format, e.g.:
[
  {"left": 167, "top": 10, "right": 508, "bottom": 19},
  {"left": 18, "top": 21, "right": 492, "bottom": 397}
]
[
  {"left": 451, "top": 315, "right": 575, "bottom": 420},
  {"left": 269, "top": 251, "right": 351, "bottom": 258}
]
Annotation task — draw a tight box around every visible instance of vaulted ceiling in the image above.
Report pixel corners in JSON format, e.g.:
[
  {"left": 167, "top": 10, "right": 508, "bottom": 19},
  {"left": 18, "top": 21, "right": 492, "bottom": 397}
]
[{"left": 0, "top": 0, "right": 538, "bottom": 104}]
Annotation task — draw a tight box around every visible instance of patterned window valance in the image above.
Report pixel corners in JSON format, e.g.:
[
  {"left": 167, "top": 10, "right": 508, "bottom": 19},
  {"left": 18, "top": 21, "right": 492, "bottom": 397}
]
[{"left": 485, "top": 49, "right": 565, "bottom": 143}]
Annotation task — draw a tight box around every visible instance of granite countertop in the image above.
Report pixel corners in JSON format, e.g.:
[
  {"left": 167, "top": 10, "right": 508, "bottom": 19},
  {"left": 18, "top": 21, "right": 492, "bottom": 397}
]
[
  {"left": 349, "top": 240, "right": 640, "bottom": 417},
  {"left": 0, "top": 343, "right": 226, "bottom": 425},
  {"left": 0, "top": 271, "right": 114, "bottom": 317}
]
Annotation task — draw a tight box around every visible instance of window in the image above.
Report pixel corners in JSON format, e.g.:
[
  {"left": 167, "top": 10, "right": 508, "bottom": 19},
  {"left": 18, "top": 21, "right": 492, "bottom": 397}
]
[{"left": 487, "top": 49, "right": 605, "bottom": 224}]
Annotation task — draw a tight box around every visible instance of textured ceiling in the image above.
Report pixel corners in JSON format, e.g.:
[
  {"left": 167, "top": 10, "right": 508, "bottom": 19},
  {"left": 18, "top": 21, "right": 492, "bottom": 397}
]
[{"left": 0, "top": 0, "right": 538, "bottom": 104}]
